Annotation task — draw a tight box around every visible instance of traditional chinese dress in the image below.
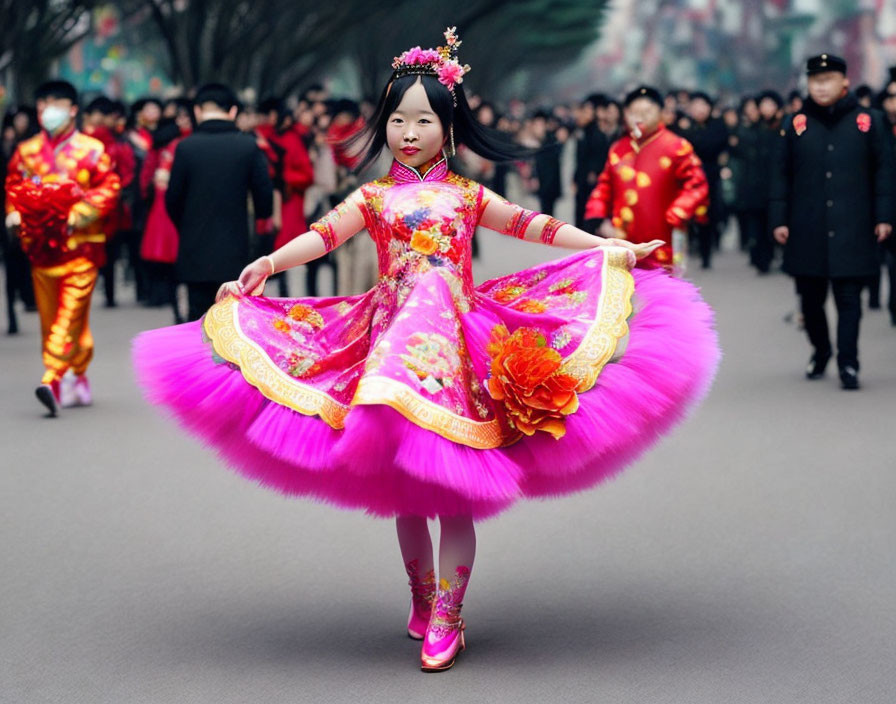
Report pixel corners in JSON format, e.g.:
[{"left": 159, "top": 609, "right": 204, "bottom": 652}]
[{"left": 134, "top": 157, "right": 719, "bottom": 519}]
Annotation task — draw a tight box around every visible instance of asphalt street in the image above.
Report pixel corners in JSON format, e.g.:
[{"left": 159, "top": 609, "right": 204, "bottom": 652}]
[{"left": 2, "top": 231, "right": 895, "bottom": 704}]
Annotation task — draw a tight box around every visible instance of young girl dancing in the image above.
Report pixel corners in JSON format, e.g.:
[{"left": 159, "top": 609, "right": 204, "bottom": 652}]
[{"left": 134, "top": 28, "right": 719, "bottom": 672}]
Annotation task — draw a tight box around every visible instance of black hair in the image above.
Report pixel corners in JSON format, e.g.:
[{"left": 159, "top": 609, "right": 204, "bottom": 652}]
[
  {"left": 349, "top": 73, "right": 530, "bottom": 174},
  {"left": 85, "top": 96, "right": 115, "bottom": 115},
  {"left": 258, "top": 96, "right": 284, "bottom": 115},
  {"left": 786, "top": 89, "right": 802, "bottom": 103},
  {"left": 689, "top": 90, "right": 714, "bottom": 106},
  {"left": 738, "top": 95, "right": 758, "bottom": 116},
  {"left": 855, "top": 84, "right": 873, "bottom": 100},
  {"left": 132, "top": 96, "right": 163, "bottom": 112},
  {"left": 584, "top": 92, "right": 608, "bottom": 109},
  {"left": 194, "top": 83, "right": 238, "bottom": 112},
  {"left": 757, "top": 89, "right": 785, "bottom": 108},
  {"left": 109, "top": 100, "right": 127, "bottom": 117},
  {"left": 35, "top": 80, "right": 78, "bottom": 105},
  {"left": 332, "top": 98, "right": 361, "bottom": 120}
]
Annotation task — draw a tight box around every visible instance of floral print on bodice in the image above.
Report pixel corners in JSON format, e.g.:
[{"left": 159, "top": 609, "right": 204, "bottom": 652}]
[{"left": 358, "top": 159, "right": 482, "bottom": 312}]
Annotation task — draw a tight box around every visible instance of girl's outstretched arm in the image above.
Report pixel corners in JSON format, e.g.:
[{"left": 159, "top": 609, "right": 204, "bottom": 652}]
[{"left": 477, "top": 187, "right": 662, "bottom": 261}]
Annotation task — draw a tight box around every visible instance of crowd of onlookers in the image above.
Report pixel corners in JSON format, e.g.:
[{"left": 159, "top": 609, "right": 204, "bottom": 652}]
[{"left": 4, "top": 71, "right": 896, "bottom": 333}]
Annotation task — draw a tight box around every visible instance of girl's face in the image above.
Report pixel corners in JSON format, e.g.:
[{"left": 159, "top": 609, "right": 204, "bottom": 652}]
[{"left": 386, "top": 78, "right": 446, "bottom": 169}]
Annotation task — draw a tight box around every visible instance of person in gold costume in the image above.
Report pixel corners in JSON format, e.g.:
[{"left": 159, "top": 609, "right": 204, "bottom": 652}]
[{"left": 5, "top": 80, "right": 121, "bottom": 416}]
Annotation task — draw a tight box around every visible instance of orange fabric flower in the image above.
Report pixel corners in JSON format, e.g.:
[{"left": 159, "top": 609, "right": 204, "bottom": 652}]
[
  {"left": 287, "top": 303, "right": 325, "bottom": 329},
  {"left": 514, "top": 299, "right": 547, "bottom": 313},
  {"left": 486, "top": 326, "right": 579, "bottom": 439},
  {"left": 273, "top": 318, "right": 291, "bottom": 333},
  {"left": 410, "top": 230, "right": 439, "bottom": 255}
]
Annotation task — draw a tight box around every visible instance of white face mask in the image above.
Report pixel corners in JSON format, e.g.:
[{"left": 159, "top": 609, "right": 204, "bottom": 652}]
[{"left": 40, "top": 105, "right": 71, "bottom": 135}]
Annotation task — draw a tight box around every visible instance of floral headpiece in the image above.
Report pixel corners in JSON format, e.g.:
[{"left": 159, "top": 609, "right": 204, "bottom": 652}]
[{"left": 391, "top": 27, "right": 471, "bottom": 105}]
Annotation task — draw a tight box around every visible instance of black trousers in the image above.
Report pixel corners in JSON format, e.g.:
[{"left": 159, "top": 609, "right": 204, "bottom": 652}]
[
  {"left": 866, "top": 243, "right": 896, "bottom": 315},
  {"left": 690, "top": 221, "right": 715, "bottom": 268},
  {"left": 794, "top": 276, "right": 864, "bottom": 370},
  {"left": 740, "top": 210, "right": 772, "bottom": 271},
  {"left": 186, "top": 281, "right": 220, "bottom": 322}
]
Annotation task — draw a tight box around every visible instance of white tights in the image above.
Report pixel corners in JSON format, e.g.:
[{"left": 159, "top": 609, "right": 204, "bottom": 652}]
[{"left": 395, "top": 515, "right": 476, "bottom": 581}]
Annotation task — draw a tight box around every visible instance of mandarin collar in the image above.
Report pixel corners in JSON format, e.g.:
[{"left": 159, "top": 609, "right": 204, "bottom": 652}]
[
  {"left": 45, "top": 125, "right": 77, "bottom": 149},
  {"left": 389, "top": 155, "right": 449, "bottom": 184}
]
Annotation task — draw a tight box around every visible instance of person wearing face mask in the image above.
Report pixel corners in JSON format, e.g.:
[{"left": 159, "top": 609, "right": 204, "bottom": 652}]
[
  {"left": 584, "top": 85, "right": 710, "bottom": 273},
  {"left": 769, "top": 54, "right": 895, "bottom": 390},
  {"left": 5, "top": 80, "right": 121, "bottom": 416}
]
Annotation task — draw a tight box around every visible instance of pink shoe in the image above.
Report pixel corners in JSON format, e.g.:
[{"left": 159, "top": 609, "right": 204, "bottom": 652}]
[
  {"left": 73, "top": 374, "right": 92, "bottom": 406},
  {"left": 60, "top": 372, "right": 77, "bottom": 408},
  {"left": 421, "top": 566, "right": 470, "bottom": 672},
  {"left": 405, "top": 559, "right": 435, "bottom": 640}
]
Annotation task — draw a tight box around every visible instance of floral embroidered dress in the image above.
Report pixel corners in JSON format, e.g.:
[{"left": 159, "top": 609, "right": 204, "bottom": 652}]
[{"left": 134, "top": 157, "right": 719, "bottom": 519}]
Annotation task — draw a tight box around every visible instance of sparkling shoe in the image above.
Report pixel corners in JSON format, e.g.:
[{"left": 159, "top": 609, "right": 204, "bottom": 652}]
[
  {"left": 35, "top": 380, "right": 60, "bottom": 417},
  {"left": 421, "top": 566, "right": 470, "bottom": 672},
  {"left": 405, "top": 559, "right": 436, "bottom": 640}
]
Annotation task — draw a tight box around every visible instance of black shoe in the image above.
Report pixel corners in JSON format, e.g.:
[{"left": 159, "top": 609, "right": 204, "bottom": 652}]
[
  {"left": 805, "top": 353, "right": 831, "bottom": 380},
  {"left": 35, "top": 383, "right": 60, "bottom": 417},
  {"left": 839, "top": 366, "right": 860, "bottom": 390}
]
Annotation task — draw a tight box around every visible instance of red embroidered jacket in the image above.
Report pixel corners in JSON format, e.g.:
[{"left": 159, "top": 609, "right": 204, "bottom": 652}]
[
  {"left": 5, "top": 127, "right": 121, "bottom": 267},
  {"left": 585, "top": 124, "right": 708, "bottom": 268}
]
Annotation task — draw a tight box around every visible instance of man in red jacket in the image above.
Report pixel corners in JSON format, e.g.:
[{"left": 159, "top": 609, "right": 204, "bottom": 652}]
[{"left": 585, "top": 85, "right": 709, "bottom": 273}]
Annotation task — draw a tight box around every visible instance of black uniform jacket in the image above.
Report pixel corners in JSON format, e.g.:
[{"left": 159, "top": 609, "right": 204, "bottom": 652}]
[
  {"left": 769, "top": 93, "right": 894, "bottom": 278},
  {"left": 166, "top": 119, "right": 273, "bottom": 283}
]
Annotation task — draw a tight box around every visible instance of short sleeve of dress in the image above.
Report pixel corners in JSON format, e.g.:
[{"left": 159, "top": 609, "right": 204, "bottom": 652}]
[{"left": 308, "top": 187, "right": 368, "bottom": 252}]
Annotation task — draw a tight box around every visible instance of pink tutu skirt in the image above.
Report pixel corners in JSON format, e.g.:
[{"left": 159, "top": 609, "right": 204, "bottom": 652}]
[{"left": 133, "top": 248, "right": 719, "bottom": 519}]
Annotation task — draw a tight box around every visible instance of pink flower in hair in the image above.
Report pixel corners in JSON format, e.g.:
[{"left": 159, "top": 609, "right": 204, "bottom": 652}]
[
  {"left": 402, "top": 46, "right": 426, "bottom": 64},
  {"left": 437, "top": 60, "right": 467, "bottom": 87}
]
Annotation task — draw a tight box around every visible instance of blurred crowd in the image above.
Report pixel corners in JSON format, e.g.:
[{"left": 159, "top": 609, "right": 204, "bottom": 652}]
[{"left": 4, "top": 70, "right": 896, "bottom": 333}]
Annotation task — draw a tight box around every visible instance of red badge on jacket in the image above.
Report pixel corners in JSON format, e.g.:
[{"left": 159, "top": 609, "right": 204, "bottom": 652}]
[
  {"left": 856, "top": 113, "right": 871, "bottom": 133},
  {"left": 793, "top": 114, "right": 807, "bottom": 136}
]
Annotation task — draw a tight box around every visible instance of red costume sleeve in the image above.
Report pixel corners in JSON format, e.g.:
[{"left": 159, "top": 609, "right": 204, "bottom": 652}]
[
  {"left": 584, "top": 160, "right": 613, "bottom": 220},
  {"left": 664, "top": 140, "right": 709, "bottom": 228},
  {"left": 282, "top": 135, "right": 314, "bottom": 195}
]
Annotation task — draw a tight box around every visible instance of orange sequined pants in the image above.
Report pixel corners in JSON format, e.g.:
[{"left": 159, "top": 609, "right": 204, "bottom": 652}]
[{"left": 31, "top": 257, "right": 98, "bottom": 384}]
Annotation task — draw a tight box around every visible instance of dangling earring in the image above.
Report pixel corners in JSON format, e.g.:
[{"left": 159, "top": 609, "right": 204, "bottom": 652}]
[{"left": 449, "top": 125, "right": 456, "bottom": 158}]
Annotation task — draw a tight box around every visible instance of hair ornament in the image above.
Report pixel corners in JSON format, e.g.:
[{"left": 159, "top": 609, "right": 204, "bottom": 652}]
[{"left": 391, "top": 27, "right": 471, "bottom": 105}]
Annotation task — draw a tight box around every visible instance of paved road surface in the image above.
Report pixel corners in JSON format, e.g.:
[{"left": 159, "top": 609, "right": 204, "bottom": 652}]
[{"left": 2, "top": 235, "right": 895, "bottom": 703}]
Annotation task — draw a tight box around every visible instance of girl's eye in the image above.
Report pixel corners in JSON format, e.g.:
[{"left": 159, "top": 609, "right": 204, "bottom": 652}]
[
  {"left": 390, "top": 117, "right": 403, "bottom": 124},
  {"left": 419, "top": 119, "right": 430, "bottom": 124}
]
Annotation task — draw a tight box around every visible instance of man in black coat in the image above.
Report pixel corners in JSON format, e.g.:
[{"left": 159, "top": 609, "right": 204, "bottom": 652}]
[
  {"left": 675, "top": 91, "right": 729, "bottom": 268},
  {"left": 573, "top": 94, "right": 609, "bottom": 229},
  {"left": 769, "top": 54, "right": 894, "bottom": 389},
  {"left": 166, "top": 83, "right": 273, "bottom": 321}
]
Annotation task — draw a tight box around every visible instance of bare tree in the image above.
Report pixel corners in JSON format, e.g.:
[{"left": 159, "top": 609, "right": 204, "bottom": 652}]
[{"left": 0, "top": 0, "right": 97, "bottom": 102}]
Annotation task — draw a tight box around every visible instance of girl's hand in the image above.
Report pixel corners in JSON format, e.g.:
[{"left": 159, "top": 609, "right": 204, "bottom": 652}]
[
  {"left": 237, "top": 256, "right": 275, "bottom": 296},
  {"left": 606, "top": 238, "right": 665, "bottom": 260},
  {"left": 215, "top": 280, "right": 243, "bottom": 303}
]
